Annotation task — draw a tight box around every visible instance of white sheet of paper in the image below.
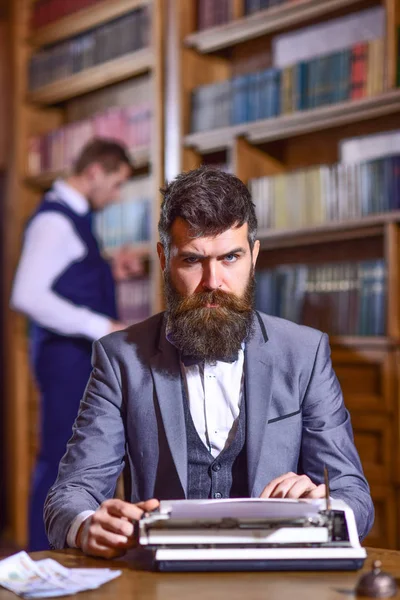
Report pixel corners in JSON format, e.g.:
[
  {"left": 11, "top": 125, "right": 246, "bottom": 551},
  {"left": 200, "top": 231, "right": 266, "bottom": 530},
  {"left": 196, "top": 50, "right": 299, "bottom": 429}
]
[{"left": 159, "top": 498, "right": 322, "bottom": 520}]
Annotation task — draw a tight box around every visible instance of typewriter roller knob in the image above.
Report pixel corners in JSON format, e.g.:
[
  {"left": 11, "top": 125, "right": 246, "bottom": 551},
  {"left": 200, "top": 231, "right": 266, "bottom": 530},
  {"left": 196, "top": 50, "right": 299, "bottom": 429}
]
[{"left": 355, "top": 560, "right": 398, "bottom": 598}]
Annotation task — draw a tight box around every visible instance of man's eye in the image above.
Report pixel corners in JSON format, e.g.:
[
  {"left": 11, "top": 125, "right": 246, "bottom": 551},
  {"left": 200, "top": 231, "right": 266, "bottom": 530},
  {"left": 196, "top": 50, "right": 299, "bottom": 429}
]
[
  {"left": 184, "top": 257, "right": 198, "bottom": 264},
  {"left": 224, "top": 254, "right": 238, "bottom": 263}
]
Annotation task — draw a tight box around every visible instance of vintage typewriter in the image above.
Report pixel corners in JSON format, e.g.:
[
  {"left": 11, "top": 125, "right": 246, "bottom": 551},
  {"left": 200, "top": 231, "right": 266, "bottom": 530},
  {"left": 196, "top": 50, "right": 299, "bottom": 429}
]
[{"left": 137, "top": 474, "right": 367, "bottom": 572}]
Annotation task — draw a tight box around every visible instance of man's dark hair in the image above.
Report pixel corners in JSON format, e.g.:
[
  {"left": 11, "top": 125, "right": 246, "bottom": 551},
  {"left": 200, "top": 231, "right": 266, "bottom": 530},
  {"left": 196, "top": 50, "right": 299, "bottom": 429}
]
[
  {"left": 73, "top": 138, "right": 133, "bottom": 175},
  {"left": 159, "top": 166, "right": 258, "bottom": 255}
]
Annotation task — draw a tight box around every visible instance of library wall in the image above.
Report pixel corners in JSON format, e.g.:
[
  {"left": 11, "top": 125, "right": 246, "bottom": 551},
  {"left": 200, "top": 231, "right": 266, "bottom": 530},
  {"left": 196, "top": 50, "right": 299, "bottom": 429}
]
[
  {"left": 171, "top": 0, "right": 400, "bottom": 549},
  {"left": 0, "top": 18, "right": 10, "bottom": 169},
  {"left": 3, "top": 0, "right": 400, "bottom": 549},
  {"left": 0, "top": 3, "right": 10, "bottom": 537},
  {"left": 5, "top": 0, "right": 164, "bottom": 546}
]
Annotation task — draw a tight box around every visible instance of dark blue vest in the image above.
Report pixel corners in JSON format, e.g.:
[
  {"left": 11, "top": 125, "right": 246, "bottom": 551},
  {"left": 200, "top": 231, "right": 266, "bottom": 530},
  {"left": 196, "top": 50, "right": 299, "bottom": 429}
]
[
  {"left": 182, "top": 377, "right": 249, "bottom": 499},
  {"left": 29, "top": 193, "right": 118, "bottom": 379}
]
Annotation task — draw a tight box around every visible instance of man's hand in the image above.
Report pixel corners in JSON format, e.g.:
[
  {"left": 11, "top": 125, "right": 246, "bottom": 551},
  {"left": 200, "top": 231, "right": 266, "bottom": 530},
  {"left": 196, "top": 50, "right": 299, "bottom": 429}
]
[
  {"left": 108, "top": 320, "right": 127, "bottom": 334},
  {"left": 77, "top": 498, "right": 159, "bottom": 559},
  {"left": 260, "top": 472, "right": 326, "bottom": 499},
  {"left": 111, "top": 246, "right": 146, "bottom": 282}
]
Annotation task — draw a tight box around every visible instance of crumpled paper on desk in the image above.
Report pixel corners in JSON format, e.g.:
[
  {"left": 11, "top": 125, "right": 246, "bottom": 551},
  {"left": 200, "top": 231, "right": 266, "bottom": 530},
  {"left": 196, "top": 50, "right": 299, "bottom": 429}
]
[{"left": 0, "top": 551, "right": 121, "bottom": 598}]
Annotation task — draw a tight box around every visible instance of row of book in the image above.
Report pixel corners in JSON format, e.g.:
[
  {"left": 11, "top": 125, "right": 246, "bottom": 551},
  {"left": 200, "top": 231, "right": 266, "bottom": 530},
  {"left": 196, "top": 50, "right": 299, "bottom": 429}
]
[
  {"left": 31, "top": 0, "right": 102, "bottom": 30},
  {"left": 191, "top": 38, "right": 384, "bottom": 132},
  {"left": 249, "top": 154, "right": 400, "bottom": 231},
  {"left": 196, "top": 0, "right": 303, "bottom": 30},
  {"left": 197, "top": 0, "right": 231, "bottom": 30},
  {"left": 255, "top": 260, "right": 386, "bottom": 336},
  {"left": 117, "top": 278, "right": 151, "bottom": 325},
  {"left": 66, "top": 76, "right": 151, "bottom": 121},
  {"left": 28, "top": 7, "right": 151, "bottom": 91},
  {"left": 245, "top": 0, "right": 301, "bottom": 15},
  {"left": 94, "top": 178, "right": 152, "bottom": 250},
  {"left": 27, "top": 103, "right": 152, "bottom": 177}
]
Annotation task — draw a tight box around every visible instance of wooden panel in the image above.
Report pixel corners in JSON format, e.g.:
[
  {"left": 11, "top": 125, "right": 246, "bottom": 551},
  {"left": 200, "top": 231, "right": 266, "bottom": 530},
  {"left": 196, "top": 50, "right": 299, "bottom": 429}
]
[
  {"left": 351, "top": 415, "right": 393, "bottom": 483},
  {"left": 231, "top": 0, "right": 244, "bottom": 21},
  {"left": 364, "top": 484, "right": 398, "bottom": 549},
  {"left": 332, "top": 348, "right": 395, "bottom": 413},
  {"left": 385, "top": 223, "right": 400, "bottom": 340},
  {"left": 4, "top": 0, "right": 34, "bottom": 548},
  {"left": 393, "top": 349, "right": 400, "bottom": 486},
  {"left": 266, "top": 112, "right": 400, "bottom": 171},
  {"left": 233, "top": 137, "right": 285, "bottom": 184},
  {"left": 386, "top": 0, "right": 400, "bottom": 89},
  {"left": 182, "top": 147, "right": 202, "bottom": 173},
  {"left": 256, "top": 234, "right": 384, "bottom": 269},
  {"left": 0, "top": 20, "right": 10, "bottom": 169}
]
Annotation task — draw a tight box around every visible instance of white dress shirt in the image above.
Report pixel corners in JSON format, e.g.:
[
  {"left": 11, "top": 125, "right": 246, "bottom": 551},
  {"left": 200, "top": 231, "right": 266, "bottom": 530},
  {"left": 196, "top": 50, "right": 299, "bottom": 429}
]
[
  {"left": 10, "top": 180, "right": 112, "bottom": 341},
  {"left": 66, "top": 352, "right": 245, "bottom": 547}
]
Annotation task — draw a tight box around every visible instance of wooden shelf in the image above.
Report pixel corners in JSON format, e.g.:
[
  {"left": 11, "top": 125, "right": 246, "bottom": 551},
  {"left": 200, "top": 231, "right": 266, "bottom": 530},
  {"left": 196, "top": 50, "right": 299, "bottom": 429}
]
[
  {"left": 24, "top": 146, "right": 151, "bottom": 190},
  {"left": 24, "top": 171, "right": 62, "bottom": 190},
  {"left": 184, "top": 0, "right": 375, "bottom": 53},
  {"left": 28, "top": 48, "right": 154, "bottom": 105},
  {"left": 185, "top": 90, "right": 400, "bottom": 153},
  {"left": 329, "top": 336, "right": 397, "bottom": 348},
  {"left": 257, "top": 211, "right": 400, "bottom": 250},
  {"left": 29, "top": 0, "right": 151, "bottom": 48}
]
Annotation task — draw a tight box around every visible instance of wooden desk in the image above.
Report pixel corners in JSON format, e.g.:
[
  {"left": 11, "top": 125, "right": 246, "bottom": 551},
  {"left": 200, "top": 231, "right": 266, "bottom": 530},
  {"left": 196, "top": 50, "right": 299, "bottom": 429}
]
[{"left": 1, "top": 548, "right": 400, "bottom": 600}]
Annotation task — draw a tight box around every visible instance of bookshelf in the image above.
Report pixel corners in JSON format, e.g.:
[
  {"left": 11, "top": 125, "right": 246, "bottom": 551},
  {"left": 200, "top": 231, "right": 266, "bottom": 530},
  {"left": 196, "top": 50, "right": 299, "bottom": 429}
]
[
  {"left": 4, "top": 0, "right": 165, "bottom": 545},
  {"left": 24, "top": 145, "right": 152, "bottom": 190},
  {"left": 171, "top": 0, "right": 400, "bottom": 548},
  {"left": 27, "top": 48, "right": 154, "bottom": 105},
  {"left": 184, "top": 90, "right": 400, "bottom": 152},
  {"left": 185, "top": 0, "right": 375, "bottom": 53}
]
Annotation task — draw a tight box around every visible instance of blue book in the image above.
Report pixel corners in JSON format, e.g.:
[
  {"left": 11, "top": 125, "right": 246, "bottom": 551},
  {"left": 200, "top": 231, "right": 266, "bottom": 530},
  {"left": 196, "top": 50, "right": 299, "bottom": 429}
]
[
  {"left": 258, "top": 68, "right": 281, "bottom": 119},
  {"left": 337, "top": 49, "right": 351, "bottom": 103},
  {"left": 247, "top": 72, "right": 260, "bottom": 122},
  {"left": 231, "top": 74, "right": 250, "bottom": 125},
  {"left": 293, "top": 62, "right": 308, "bottom": 111}
]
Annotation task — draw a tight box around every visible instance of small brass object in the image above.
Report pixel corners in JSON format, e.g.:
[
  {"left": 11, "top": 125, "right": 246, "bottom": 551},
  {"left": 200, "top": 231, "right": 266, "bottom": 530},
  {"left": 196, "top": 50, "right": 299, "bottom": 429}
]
[{"left": 355, "top": 560, "right": 398, "bottom": 598}]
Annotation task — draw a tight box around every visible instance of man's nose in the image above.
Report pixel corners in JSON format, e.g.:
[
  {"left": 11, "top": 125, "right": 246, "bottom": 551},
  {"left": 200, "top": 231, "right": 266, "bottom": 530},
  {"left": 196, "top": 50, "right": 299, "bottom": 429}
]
[{"left": 201, "top": 261, "right": 221, "bottom": 290}]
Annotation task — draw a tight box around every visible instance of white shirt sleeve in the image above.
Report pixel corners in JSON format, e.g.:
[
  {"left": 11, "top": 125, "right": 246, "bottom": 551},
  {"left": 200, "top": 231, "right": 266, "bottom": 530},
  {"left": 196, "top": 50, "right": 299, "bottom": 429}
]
[
  {"left": 10, "top": 212, "right": 113, "bottom": 341},
  {"left": 66, "top": 510, "right": 95, "bottom": 548}
]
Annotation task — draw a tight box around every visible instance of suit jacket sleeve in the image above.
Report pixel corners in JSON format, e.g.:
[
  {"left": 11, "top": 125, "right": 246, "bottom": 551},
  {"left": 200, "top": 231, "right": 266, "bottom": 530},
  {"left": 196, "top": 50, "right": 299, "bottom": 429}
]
[
  {"left": 44, "top": 338, "right": 126, "bottom": 549},
  {"left": 300, "top": 333, "right": 374, "bottom": 540}
]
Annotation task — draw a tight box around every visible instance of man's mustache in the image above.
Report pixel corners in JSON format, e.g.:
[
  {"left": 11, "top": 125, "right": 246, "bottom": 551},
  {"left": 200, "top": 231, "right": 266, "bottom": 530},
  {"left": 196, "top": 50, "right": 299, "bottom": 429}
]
[{"left": 171, "top": 289, "right": 251, "bottom": 314}]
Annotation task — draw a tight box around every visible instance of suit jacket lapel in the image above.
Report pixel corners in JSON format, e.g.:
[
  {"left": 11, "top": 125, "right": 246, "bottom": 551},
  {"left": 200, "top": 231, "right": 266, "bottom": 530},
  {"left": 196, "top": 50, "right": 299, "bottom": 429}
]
[
  {"left": 149, "top": 317, "right": 188, "bottom": 496},
  {"left": 246, "top": 312, "right": 274, "bottom": 497}
]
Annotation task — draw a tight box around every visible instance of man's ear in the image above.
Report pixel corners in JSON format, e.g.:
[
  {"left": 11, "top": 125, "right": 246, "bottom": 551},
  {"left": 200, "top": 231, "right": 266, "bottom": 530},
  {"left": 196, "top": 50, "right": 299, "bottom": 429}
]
[
  {"left": 84, "top": 162, "right": 103, "bottom": 182},
  {"left": 252, "top": 239, "right": 260, "bottom": 269},
  {"left": 157, "top": 242, "right": 166, "bottom": 271}
]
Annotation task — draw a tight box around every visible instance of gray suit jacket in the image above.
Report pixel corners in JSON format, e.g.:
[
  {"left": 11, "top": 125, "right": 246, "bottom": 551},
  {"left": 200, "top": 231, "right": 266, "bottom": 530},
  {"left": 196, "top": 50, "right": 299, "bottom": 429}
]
[{"left": 44, "top": 311, "right": 374, "bottom": 548}]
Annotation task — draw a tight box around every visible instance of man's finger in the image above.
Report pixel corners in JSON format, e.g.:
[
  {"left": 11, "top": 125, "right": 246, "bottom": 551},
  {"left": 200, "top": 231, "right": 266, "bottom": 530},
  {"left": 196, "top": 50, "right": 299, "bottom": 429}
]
[
  {"left": 103, "top": 499, "right": 145, "bottom": 521},
  {"left": 137, "top": 498, "right": 160, "bottom": 513},
  {"left": 267, "top": 477, "right": 304, "bottom": 498},
  {"left": 86, "top": 540, "right": 125, "bottom": 560},
  {"left": 96, "top": 513, "right": 134, "bottom": 538},
  {"left": 304, "top": 484, "right": 326, "bottom": 499},
  {"left": 285, "top": 478, "right": 316, "bottom": 499},
  {"left": 260, "top": 473, "right": 297, "bottom": 498},
  {"left": 89, "top": 524, "right": 131, "bottom": 548}
]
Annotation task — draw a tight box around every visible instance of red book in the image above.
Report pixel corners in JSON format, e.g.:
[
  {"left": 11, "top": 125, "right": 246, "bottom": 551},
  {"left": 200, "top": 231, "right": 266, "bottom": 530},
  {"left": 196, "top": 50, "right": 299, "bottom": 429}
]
[{"left": 351, "top": 42, "right": 368, "bottom": 100}]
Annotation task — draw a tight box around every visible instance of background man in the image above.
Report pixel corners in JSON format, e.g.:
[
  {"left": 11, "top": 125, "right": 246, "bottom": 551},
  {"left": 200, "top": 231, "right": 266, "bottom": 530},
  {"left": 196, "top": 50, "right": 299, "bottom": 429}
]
[
  {"left": 11, "top": 138, "right": 139, "bottom": 551},
  {"left": 44, "top": 166, "right": 374, "bottom": 558}
]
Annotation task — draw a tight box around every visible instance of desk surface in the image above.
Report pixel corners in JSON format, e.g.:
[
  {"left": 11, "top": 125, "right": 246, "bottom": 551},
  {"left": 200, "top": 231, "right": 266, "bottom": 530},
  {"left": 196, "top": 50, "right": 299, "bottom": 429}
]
[{"left": 1, "top": 547, "right": 400, "bottom": 600}]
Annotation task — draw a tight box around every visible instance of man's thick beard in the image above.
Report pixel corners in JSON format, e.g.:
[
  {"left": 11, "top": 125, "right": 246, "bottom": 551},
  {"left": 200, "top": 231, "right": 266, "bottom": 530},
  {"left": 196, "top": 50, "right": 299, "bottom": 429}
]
[{"left": 164, "top": 270, "right": 255, "bottom": 363}]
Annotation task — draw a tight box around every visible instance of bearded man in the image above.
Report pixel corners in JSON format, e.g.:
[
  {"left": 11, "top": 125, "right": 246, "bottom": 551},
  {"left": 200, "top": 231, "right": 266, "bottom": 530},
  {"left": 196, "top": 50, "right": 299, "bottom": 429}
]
[{"left": 44, "top": 167, "right": 374, "bottom": 557}]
